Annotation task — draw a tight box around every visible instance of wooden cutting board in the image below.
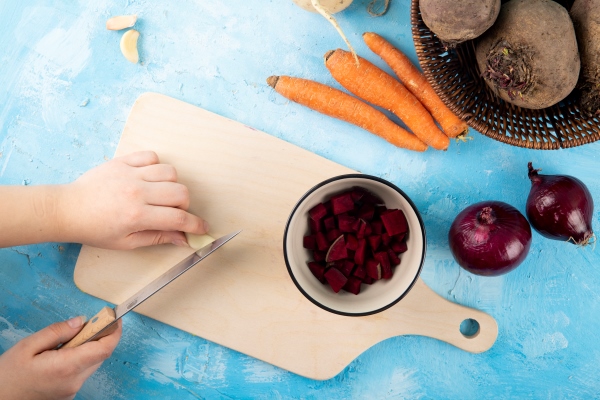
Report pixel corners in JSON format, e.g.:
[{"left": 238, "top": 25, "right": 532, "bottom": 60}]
[{"left": 74, "top": 93, "right": 498, "bottom": 380}]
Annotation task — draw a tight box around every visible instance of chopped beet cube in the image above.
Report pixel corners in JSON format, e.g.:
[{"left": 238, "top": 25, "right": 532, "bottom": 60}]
[
  {"left": 357, "top": 204, "right": 375, "bottom": 221},
  {"left": 309, "top": 203, "right": 328, "bottom": 221},
  {"left": 338, "top": 260, "right": 355, "bottom": 277},
  {"left": 366, "top": 259, "right": 382, "bottom": 280},
  {"left": 326, "top": 228, "right": 342, "bottom": 243},
  {"left": 345, "top": 234, "right": 358, "bottom": 251},
  {"left": 324, "top": 200, "right": 333, "bottom": 215},
  {"left": 313, "top": 250, "right": 326, "bottom": 262},
  {"left": 391, "top": 240, "right": 408, "bottom": 254},
  {"left": 338, "top": 214, "right": 357, "bottom": 232},
  {"left": 315, "top": 231, "right": 329, "bottom": 251},
  {"left": 375, "top": 251, "right": 393, "bottom": 279},
  {"left": 371, "top": 220, "right": 383, "bottom": 235},
  {"left": 354, "top": 238, "right": 367, "bottom": 265},
  {"left": 367, "top": 235, "right": 382, "bottom": 251},
  {"left": 363, "top": 275, "right": 374, "bottom": 285},
  {"left": 347, "top": 249, "right": 355, "bottom": 260},
  {"left": 365, "top": 224, "right": 373, "bottom": 236},
  {"left": 350, "top": 187, "right": 367, "bottom": 202},
  {"left": 387, "top": 248, "right": 401, "bottom": 266},
  {"left": 331, "top": 192, "right": 355, "bottom": 215},
  {"left": 307, "top": 261, "right": 326, "bottom": 283},
  {"left": 352, "top": 264, "right": 366, "bottom": 279},
  {"left": 351, "top": 218, "right": 361, "bottom": 232},
  {"left": 323, "top": 216, "right": 336, "bottom": 231},
  {"left": 381, "top": 209, "right": 408, "bottom": 237},
  {"left": 303, "top": 235, "right": 316, "bottom": 250},
  {"left": 381, "top": 232, "right": 391, "bottom": 246},
  {"left": 324, "top": 267, "right": 348, "bottom": 293},
  {"left": 325, "top": 235, "right": 347, "bottom": 262},
  {"left": 309, "top": 218, "right": 322, "bottom": 233},
  {"left": 344, "top": 277, "right": 362, "bottom": 295},
  {"left": 356, "top": 219, "right": 367, "bottom": 239}
]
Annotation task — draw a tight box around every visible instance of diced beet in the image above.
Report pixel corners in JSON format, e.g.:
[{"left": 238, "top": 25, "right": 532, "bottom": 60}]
[
  {"left": 338, "top": 260, "right": 355, "bottom": 277},
  {"left": 343, "top": 277, "right": 362, "bottom": 295},
  {"left": 323, "top": 216, "right": 336, "bottom": 231},
  {"left": 324, "top": 267, "right": 348, "bottom": 293},
  {"left": 367, "top": 235, "right": 381, "bottom": 251},
  {"left": 325, "top": 235, "right": 348, "bottom": 262},
  {"left": 396, "top": 233, "right": 407, "bottom": 242},
  {"left": 345, "top": 234, "right": 358, "bottom": 251},
  {"left": 326, "top": 228, "right": 342, "bottom": 243},
  {"left": 338, "top": 214, "right": 357, "bottom": 232},
  {"left": 363, "top": 275, "right": 374, "bottom": 285},
  {"left": 375, "top": 251, "right": 392, "bottom": 279},
  {"left": 351, "top": 187, "right": 367, "bottom": 202},
  {"left": 365, "top": 224, "right": 373, "bottom": 236},
  {"left": 307, "top": 261, "right": 326, "bottom": 283},
  {"left": 371, "top": 220, "right": 383, "bottom": 235},
  {"left": 366, "top": 259, "right": 382, "bottom": 280},
  {"left": 347, "top": 249, "right": 355, "bottom": 260},
  {"left": 357, "top": 219, "right": 367, "bottom": 239},
  {"left": 357, "top": 204, "right": 375, "bottom": 221},
  {"left": 354, "top": 238, "right": 367, "bottom": 265},
  {"left": 387, "top": 248, "right": 401, "bottom": 266},
  {"left": 331, "top": 192, "right": 355, "bottom": 215},
  {"left": 303, "top": 235, "right": 316, "bottom": 250},
  {"left": 309, "top": 203, "right": 328, "bottom": 221},
  {"left": 391, "top": 240, "right": 408, "bottom": 254},
  {"left": 324, "top": 200, "right": 333, "bottom": 215},
  {"left": 315, "top": 231, "right": 329, "bottom": 251},
  {"left": 313, "top": 250, "right": 326, "bottom": 262},
  {"left": 381, "top": 209, "right": 408, "bottom": 237},
  {"left": 351, "top": 219, "right": 361, "bottom": 232},
  {"left": 353, "top": 264, "right": 366, "bottom": 279},
  {"left": 381, "top": 232, "right": 391, "bottom": 246},
  {"left": 309, "top": 218, "right": 322, "bottom": 233}
]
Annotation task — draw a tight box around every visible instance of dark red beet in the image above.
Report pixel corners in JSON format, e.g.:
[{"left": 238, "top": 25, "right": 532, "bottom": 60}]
[
  {"left": 357, "top": 204, "right": 375, "bottom": 221},
  {"left": 326, "top": 228, "right": 342, "bottom": 243},
  {"left": 338, "top": 215, "right": 357, "bottom": 232},
  {"left": 338, "top": 260, "right": 355, "bottom": 277},
  {"left": 326, "top": 235, "right": 348, "bottom": 262},
  {"left": 357, "top": 219, "right": 367, "bottom": 238},
  {"left": 313, "top": 250, "right": 326, "bottom": 262},
  {"left": 315, "top": 231, "right": 329, "bottom": 251},
  {"left": 354, "top": 238, "right": 367, "bottom": 265},
  {"left": 303, "top": 235, "right": 316, "bottom": 250},
  {"left": 324, "top": 267, "right": 348, "bottom": 293},
  {"left": 371, "top": 220, "right": 383, "bottom": 235},
  {"left": 367, "top": 235, "right": 382, "bottom": 251},
  {"left": 381, "top": 232, "right": 391, "bottom": 246},
  {"left": 381, "top": 209, "right": 409, "bottom": 237},
  {"left": 309, "top": 218, "right": 322, "bottom": 233},
  {"left": 366, "top": 259, "right": 382, "bottom": 280},
  {"left": 387, "top": 248, "right": 401, "bottom": 266},
  {"left": 352, "top": 264, "right": 366, "bottom": 279},
  {"left": 331, "top": 192, "right": 355, "bottom": 215},
  {"left": 363, "top": 275, "right": 374, "bottom": 285},
  {"left": 309, "top": 203, "right": 328, "bottom": 221},
  {"left": 323, "top": 216, "right": 336, "bottom": 231},
  {"left": 345, "top": 234, "right": 358, "bottom": 251},
  {"left": 343, "top": 277, "right": 362, "bottom": 295},
  {"left": 375, "top": 251, "right": 392, "bottom": 279},
  {"left": 391, "top": 240, "right": 408, "bottom": 254},
  {"left": 307, "top": 261, "right": 326, "bottom": 283}
]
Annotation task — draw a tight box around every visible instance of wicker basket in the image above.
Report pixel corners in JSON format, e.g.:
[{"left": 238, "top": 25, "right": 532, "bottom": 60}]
[{"left": 411, "top": 0, "right": 600, "bottom": 149}]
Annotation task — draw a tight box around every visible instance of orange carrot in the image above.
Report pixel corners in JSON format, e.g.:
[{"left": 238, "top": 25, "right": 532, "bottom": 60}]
[
  {"left": 325, "top": 49, "right": 450, "bottom": 150},
  {"left": 363, "top": 32, "right": 469, "bottom": 139},
  {"left": 267, "top": 76, "right": 428, "bottom": 152}
]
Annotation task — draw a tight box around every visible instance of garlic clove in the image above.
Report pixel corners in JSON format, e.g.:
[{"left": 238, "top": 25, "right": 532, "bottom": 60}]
[
  {"left": 185, "top": 233, "right": 215, "bottom": 250},
  {"left": 120, "top": 29, "right": 140, "bottom": 63},
  {"left": 106, "top": 15, "right": 137, "bottom": 30}
]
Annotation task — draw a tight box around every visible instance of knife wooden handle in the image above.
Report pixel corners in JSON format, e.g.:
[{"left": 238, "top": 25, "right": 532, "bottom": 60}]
[{"left": 62, "top": 307, "right": 118, "bottom": 349}]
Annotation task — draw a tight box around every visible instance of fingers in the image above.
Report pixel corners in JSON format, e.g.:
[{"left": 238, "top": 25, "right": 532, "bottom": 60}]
[
  {"left": 117, "top": 151, "right": 160, "bottom": 167},
  {"left": 142, "top": 182, "right": 190, "bottom": 209},
  {"left": 138, "top": 163, "right": 178, "bottom": 182},
  {"left": 140, "top": 207, "right": 209, "bottom": 235},
  {"left": 62, "top": 320, "right": 122, "bottom": 368},
  {"left": 21, "top": 316, "right": 87, "bottom": 355},
  {"left": 127, "top": 230, "right": 189, "bottom": 248}
]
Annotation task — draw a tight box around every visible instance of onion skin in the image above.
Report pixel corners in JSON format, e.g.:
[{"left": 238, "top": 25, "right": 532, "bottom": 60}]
[
  {"left": 449, "top": 201, "right": 532, "bottom": 276},
  {"left": 526, "top": 162, "right": 594, "bottom": 245}
]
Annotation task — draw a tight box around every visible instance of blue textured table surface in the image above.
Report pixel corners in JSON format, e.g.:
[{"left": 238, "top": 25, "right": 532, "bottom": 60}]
[{"left": 2, "top": 0, "right": 600, "bottom": 398}]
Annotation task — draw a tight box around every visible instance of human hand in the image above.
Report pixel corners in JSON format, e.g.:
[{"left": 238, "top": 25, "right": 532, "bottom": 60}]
[
  {"left": 0, "top": 316, "right": 122, "bottom": 400},
  {"left": 57, "top": 151, "right": 209, "bottom": 249}
]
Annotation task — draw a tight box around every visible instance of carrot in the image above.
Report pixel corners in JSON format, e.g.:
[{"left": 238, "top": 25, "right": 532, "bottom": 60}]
[
  {"left": 363, "top": 32, "right": 469, "bottom": 139},
  {"left": 325, "top": 49, "right": 450, "bottom": 150},
  {"left": 267, "top": 76, "right": 428, "bottom": 152}
]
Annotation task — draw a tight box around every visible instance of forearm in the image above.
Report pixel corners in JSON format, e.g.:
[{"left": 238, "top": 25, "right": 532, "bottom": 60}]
[{"left": 0, "top": 185, "right": 68, "bottom": 247}]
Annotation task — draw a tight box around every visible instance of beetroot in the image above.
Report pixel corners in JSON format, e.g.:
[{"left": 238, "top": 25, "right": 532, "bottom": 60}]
[
  {"left": 324, "top": 267, "right": 348, "bottom": 293},
  {"left": 304, "top": 187, "right": 410, "bottom": 294}
]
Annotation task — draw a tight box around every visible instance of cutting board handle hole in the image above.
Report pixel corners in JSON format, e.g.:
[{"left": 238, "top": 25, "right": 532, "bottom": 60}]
[{"left": 459, "top": 318, "right": 480, "bottom": 338}]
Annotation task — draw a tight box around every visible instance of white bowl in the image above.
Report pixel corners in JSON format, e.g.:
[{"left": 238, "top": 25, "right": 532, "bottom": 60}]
[{"left": 283, "top": 174, "right": 426, "bottom": 316}]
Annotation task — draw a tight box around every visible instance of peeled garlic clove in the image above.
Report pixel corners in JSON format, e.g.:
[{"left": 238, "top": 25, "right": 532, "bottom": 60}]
[
  {"left": 185, "top": 233, "right": 215, "bottom": 250},
  {"left": 106, "top": 15, "right": 137, "bottom": 30},
  {"left": 120, "top": 29, "right": 140, "bottom": 63}
]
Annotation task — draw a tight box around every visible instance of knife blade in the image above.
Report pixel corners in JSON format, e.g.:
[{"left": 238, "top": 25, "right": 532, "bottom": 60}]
[{"left": 62, "top": 230, "right": 241, "bottom": 348}]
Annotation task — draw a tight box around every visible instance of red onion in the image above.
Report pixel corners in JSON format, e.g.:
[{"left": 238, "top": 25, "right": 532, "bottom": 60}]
[
  {"left": 526, "top": 162, "right": 594, "bottom": 245},
  {"left": 449, "top": 201, "right": 532, "bottom": 276}
]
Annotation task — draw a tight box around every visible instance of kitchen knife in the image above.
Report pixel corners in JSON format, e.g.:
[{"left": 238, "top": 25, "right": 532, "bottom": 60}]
[{"left": 62, "top": 230, "right": 241, "bottom": 348}]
